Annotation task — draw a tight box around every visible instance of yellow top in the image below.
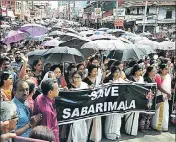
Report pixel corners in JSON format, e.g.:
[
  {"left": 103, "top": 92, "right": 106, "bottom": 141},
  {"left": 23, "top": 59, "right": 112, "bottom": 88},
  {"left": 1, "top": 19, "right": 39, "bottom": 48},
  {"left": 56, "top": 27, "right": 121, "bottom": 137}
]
[{"left": 2, "top": 89, "right": 12, "bottom": 101}]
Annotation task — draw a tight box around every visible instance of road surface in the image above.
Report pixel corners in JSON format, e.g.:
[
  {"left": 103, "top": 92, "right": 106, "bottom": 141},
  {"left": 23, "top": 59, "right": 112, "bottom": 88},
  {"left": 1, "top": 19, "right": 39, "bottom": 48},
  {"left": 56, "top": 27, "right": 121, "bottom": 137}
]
[{"left": 102, "top": 126, "right": 175, "bottom": 142}]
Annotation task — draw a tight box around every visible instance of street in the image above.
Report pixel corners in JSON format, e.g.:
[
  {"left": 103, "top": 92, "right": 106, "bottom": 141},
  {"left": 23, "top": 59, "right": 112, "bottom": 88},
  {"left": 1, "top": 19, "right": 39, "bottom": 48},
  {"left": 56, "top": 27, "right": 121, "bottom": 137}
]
[{"left": 102, "top": 126, "right": 175, "bottom": 142}]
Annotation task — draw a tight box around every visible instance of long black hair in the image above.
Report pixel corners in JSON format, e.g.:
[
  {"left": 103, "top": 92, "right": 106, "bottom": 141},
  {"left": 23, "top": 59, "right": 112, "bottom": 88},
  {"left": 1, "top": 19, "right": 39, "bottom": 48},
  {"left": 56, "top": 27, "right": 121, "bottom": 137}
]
[
  {"left": 0, "top": 72, "right": 11, "bottom": 87},
  {"left": 144, "top": 66, "right": 154, "bottom": 78}
]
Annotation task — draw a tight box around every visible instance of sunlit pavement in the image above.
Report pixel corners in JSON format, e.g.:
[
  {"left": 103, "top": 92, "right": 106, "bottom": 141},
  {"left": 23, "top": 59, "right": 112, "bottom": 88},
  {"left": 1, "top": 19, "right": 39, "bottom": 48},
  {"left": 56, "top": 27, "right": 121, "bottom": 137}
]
[{"left": 102, "top": 126, "right": 175, "bottom": 142}]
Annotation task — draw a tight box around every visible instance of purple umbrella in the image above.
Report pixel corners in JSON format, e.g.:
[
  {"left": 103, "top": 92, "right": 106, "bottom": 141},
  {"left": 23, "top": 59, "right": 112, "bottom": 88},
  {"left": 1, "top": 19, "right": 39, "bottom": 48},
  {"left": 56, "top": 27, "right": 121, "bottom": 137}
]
[
  {"left": 41, "top": 39, "right": 63, "bottom": 47},
  {"left": 3, "top": 30, "right": 29, "bottom": 44},
  {"left": 19, "top": 24, "right": 48, "bottom": 37}
]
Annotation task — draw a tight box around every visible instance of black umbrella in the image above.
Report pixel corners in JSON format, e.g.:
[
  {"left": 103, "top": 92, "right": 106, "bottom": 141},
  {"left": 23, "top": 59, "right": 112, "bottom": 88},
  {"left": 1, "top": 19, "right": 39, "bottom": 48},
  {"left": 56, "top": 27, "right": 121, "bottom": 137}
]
[{"left": 43, "top": 46, "right": 85, "bottom": 64}]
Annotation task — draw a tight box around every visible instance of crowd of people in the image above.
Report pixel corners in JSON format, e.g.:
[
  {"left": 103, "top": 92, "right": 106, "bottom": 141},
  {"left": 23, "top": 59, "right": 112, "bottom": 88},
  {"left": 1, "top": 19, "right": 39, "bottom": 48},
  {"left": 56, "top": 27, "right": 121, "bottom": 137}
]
[{"left": 0, "top": 37, "right": 175, "bottom": 142}]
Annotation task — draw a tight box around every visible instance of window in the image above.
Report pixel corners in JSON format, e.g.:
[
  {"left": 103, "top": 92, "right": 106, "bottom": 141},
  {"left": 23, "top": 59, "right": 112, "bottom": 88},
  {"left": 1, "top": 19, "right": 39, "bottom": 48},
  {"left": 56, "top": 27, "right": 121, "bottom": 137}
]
[
  {"left": 126, "top": 8, "right": 130, "bottom": 14},
  {"left": 166, "top": 11, "right": 172, "bottom": 19},
  {"left": 147, "top": 8, "right": 149, "bottom": 14},
  {"left": 137, "top": 8, "right": 139, "bottom": 14}
]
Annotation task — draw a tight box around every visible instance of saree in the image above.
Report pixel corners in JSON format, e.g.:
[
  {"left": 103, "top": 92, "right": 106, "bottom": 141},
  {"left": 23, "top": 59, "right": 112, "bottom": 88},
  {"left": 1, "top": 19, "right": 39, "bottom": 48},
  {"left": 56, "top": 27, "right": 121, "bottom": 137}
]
[
  {"left": 152, "top": 74, "right": 171, "bottom": 131},
  {"left": 67, "top": 82, "right": 88, "bottom": 142},
  {"left": 124, "top": 76, "right": 144, "bottom": 136},
  {"left": 104, "top": 78, "right": 125, "bottom": 140}
]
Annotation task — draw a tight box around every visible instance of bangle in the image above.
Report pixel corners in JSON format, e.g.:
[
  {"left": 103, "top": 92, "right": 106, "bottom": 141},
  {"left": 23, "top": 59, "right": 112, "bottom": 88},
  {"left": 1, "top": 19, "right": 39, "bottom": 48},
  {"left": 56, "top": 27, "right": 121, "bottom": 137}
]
[{"left": 27, "top": 123, "right": 32, "bottom": 128}]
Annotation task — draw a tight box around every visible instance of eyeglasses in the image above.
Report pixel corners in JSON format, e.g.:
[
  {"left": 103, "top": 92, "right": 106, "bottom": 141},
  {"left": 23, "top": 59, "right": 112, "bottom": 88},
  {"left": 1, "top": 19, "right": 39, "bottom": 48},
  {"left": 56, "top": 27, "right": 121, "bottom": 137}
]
[{"left": 26, "top": 70, "right": 31, "bottom": 73}]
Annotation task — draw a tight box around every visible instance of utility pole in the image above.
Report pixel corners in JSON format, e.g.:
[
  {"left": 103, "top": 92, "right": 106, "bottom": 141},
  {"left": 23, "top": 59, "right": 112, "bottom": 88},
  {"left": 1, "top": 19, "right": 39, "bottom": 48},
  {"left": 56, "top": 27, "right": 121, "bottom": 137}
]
[
  {"left": 68, "top": 1, "right": 70, "bottom": 20},
  {"left": 143, "top": 1, "right": 148, "bottom": 33}
]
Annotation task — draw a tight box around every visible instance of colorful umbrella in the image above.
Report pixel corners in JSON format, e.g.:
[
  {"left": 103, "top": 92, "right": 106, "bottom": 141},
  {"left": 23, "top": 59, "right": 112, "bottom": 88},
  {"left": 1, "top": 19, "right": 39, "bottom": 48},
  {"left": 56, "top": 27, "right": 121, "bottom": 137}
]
[
  {"left": 3, "top": 30, "right": 29, "bottom": 44},
  {"left": 19, "top": 24, "right": 48, "bottom": 36},
  {"left": 41, "top": 39, "right": 63, "bottom": 47}
]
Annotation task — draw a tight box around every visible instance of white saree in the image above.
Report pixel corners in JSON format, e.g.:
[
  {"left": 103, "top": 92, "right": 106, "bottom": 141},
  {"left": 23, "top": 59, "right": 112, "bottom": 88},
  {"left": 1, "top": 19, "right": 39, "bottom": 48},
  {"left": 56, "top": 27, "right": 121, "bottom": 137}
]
[
  {"left": 152, "top": 74, "right": 171, "bottom": 131},
  {"left": 124, "top": 76, "right": 144, "bottom": 136},
  {"left": 86, "top": 71, "right": 103, "bottom": 142},
  {"left": 104, "top": 78, "right": 125, "bottom": 140},
  {"left": 67, "top": 82, "right": 89, "bottom": 142}
]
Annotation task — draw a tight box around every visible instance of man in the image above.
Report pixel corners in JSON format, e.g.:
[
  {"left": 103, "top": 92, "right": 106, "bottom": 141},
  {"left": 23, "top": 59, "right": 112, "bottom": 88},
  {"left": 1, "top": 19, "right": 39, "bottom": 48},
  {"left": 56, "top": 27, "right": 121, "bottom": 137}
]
[
  {"left": 7, "top": 52, "right": 14, "bottom": 62},
  {"left": 12, "top": 79, "right": 42, "bottom": 137},
  {"left": 0, "top": 56, "right": 17, "bottom": 83},
  {"left": 11, "top": 50, "right": 23, "bottom": 73},
  {"left": 34, "top": 79, "right": 60, "bottom": 142}
]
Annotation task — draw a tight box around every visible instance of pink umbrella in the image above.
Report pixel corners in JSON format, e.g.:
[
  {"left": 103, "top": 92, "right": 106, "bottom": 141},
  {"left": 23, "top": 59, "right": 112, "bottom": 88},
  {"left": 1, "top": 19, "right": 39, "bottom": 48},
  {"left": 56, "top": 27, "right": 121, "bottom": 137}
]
[
  {"left": 41, "top": 39, "right": 63, "bottom": 47},
  {"left": 3, "top": 30, "right": 29, "bottom": 44},
  {"left": 88, "top": 34, "right": 117, "bottom": 41}
]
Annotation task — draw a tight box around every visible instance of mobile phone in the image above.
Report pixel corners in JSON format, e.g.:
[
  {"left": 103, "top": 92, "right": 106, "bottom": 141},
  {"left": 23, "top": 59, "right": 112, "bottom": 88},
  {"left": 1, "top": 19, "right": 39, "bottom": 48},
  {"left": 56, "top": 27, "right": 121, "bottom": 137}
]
[{"left": 11, "top": 136, "right": 49, "bottom": 142}]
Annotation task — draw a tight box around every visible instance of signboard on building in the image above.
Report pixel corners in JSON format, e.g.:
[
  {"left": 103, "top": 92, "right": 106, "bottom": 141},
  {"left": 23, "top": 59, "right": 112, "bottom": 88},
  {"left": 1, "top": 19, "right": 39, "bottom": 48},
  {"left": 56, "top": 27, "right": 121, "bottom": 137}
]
[
  {"left": 114, "top": 19, "right": 124, "bottom": 27},
  {"left": 113, "top": 8, "right": 125, "bottom": 18},
  {"left": 1, "top": 7, "right": 7, "bottom": 16},
  {"left": 94, "top": 8, "right": 102, "bottom": 18}
]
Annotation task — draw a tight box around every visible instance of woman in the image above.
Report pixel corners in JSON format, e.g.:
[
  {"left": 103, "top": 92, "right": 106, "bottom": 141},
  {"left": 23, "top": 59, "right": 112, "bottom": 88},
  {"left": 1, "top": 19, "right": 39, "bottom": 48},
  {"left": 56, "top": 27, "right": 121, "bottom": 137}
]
[
  {"left": 77, "top": 63, "right": 86, "bottom": 80},
  {"left": 50, "top": 65, "right": 67, "bottom": 88},
  {"left": 68, "top": 71, "right": 88, "bottom": 89},
  {"left": 83, "top": 64, "right": 98, "bottom": 87},
  {"left": 139, "top": 66, "right": 157, "bottom": 132},
  {"left": 26, "top": 80, "right": 36, "bottom": 115},
  {"left": 67, "top": 71, "right": 88, "bottom": 142},
  {"left": 125, "top": 64, "right": 144, "bottom": 136},
  {"left": 152, "top": 64, "right": 171, "bottom": 131},
  {"left": 104, "top": 66, "right": 125, "bottom": 140},
  {"left": 111, "top": 60, "right": 126, "bottom": 80},
  {"left": 31, "top": 59, "right": 45, "bottom": 85},
  {"left": 83, "top": 64, "right": 102, "bottom": 142},
  {"left": 0, "top": 72, "right": 13, "bottom": 101}
]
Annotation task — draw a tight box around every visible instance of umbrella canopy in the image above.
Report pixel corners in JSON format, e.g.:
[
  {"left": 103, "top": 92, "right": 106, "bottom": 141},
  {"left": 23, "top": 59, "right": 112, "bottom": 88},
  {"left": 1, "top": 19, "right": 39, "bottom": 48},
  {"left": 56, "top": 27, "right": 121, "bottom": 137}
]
[
  {"left": 1, "top": 24, "right": 11, "bottom": 28},
  {"left": 135, "top": 44, "right": 156, "bottom": 54},
  {"left": 59, "top": 33, "right": 83, "bottom": 41},
  {"left": 26, "top": 35, "right": 46, "bottom": 41},
  {"left": 26, "top": 49, "right": 49, "bottom": 65},
  {"left": 107, "top": 43, "right": 147, "bottom": 61},
  {"left": 3, "top": 30, "right": 29, "bottom": 44},
  {"left": 59, "top": 37, "right": 90, "bottom": 48},
  {"left": 19, "top": 24, "right": 48, "bottom": 36},
  {"left": 136, "top": 39, "right": 159, "bottom": 50},
  {"left": 81, "top": 39, "right": 126, "bottom": 51},
  {"left": 79, "top": 31, "right": 94, "bottom": 37},
  {"left": 43, "top": 46, "right": 85, "bottom": 64},
  {"left": 41, "top": 39, "right": 63, "bottom": 47},
  {"left": 63, "top": 28, "right": 79, "bottom": 35},
  {"left": 88, "top": 34, "right": 117, "bottom": 41},
  {"left": 48, "top": 31, "right": 64, "bottom": 36},
  {"left": 158, "top": 41, "right": 175, "bottom": 50},
  {"left": 98, "top": 28, "right": 109, "bottom": 32}
]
